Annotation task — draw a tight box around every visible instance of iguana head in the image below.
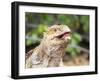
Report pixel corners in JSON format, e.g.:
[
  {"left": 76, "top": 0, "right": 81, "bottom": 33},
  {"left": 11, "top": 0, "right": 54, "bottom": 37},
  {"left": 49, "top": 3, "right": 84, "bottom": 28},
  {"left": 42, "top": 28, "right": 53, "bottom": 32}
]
[{"left": 43, "top": 25, "right": 71, "bottom": 46}]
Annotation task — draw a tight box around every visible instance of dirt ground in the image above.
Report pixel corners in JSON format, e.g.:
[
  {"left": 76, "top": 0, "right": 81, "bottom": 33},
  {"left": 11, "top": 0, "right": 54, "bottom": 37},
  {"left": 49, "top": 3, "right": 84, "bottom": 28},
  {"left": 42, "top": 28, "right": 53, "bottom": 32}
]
[{"left": 63, "top": 53, "right": 89, "bottom": 66}]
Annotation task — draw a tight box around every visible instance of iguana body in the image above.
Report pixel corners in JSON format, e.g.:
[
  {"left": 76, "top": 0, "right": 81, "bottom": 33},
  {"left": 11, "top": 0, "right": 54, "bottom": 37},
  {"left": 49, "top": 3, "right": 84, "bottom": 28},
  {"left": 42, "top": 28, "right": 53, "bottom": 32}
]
[{"left": 25, "top": 25, "right": 71, "bottom": 68}]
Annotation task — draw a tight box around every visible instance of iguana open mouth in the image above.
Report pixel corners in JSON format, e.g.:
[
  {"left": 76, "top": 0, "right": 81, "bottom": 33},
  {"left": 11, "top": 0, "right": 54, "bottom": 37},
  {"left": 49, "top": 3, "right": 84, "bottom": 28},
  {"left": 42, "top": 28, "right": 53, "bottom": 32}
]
[{"left": 56, "top": 32, "right": 71, "bottom": 39}]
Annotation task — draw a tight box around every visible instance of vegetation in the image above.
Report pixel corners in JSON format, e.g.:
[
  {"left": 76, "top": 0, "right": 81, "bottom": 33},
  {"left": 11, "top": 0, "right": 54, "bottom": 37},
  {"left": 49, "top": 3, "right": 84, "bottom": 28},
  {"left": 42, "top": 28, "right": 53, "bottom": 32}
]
[{"left": 25, "top": 13, "right": 89, "bottom": 57}]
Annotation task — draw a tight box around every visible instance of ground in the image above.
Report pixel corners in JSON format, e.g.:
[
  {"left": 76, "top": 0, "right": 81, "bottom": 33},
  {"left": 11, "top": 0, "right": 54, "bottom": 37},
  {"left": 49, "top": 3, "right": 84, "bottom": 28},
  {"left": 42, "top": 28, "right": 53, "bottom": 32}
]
[{"left": 63, "top": 52, "right": 89, "bottom": 66}]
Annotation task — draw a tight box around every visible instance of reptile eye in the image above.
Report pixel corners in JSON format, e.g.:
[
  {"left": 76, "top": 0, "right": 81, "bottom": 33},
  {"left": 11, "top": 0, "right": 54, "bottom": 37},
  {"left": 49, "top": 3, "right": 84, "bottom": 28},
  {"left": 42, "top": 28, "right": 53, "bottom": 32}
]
[{"left": 54, "top": 29, "right": 57, "bottom": 31}]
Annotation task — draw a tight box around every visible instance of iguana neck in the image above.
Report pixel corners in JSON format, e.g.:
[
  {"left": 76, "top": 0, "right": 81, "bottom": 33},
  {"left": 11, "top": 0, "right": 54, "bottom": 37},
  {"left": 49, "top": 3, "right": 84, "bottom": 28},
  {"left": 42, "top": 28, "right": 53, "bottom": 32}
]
[{"left": 39, "top": 40, "right": 66, "bottom": 67}]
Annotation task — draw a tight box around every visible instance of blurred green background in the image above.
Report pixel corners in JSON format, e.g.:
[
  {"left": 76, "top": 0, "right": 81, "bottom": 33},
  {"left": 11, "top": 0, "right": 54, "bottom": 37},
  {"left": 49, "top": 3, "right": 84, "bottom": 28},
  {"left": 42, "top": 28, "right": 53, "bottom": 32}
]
[{"left": 25, "top": 12, "right": 89, "bottom": 57}]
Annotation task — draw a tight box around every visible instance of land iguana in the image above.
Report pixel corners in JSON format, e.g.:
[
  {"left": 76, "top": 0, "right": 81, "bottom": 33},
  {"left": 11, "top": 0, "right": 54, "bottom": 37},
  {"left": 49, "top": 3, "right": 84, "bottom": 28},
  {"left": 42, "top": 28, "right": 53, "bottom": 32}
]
[{"left": 25, "top": 25, "right": 71, "bottom": 68}]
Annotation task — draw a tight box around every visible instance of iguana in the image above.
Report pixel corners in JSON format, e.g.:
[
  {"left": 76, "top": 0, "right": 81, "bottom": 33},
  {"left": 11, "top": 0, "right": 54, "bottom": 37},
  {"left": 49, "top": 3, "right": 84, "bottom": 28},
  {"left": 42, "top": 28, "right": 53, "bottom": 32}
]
[{"left": 25, "top": 25, "right": 71, "bottom": 68}]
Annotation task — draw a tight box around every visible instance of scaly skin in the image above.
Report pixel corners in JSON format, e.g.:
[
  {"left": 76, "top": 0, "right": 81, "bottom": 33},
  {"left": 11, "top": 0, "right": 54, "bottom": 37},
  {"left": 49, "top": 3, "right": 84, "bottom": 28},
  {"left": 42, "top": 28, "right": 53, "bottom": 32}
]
[{"left": 25, "top": 25, "right": 71, "bottom": 68}]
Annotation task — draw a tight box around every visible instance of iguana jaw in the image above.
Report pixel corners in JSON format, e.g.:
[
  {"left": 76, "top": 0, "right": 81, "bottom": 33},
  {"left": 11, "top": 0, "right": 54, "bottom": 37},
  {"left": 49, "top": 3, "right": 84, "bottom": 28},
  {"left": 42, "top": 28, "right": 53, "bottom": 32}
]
[{"left": 56, "top": 31, "right": 71, "bottom": 39}]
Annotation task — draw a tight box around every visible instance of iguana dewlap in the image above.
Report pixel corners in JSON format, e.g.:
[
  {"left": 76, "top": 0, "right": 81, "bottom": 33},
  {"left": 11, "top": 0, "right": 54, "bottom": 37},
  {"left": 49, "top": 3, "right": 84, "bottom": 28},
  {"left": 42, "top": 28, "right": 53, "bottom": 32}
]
[{"left": 25, "top": 25, "right": 71, "bottom": 68}]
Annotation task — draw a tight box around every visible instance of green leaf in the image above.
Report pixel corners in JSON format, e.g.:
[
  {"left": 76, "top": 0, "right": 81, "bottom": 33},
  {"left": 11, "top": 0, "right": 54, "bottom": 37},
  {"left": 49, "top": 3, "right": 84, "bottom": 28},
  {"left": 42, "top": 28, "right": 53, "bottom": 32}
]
[
  {"left": 73, "top": 33, "right": 82, "bottom": 42},
  {"left": 26, "top": 39, "right": 33, "bottom": 46},
  {"left": 37, "top": 24, "right": 48, "bottom": 34},
  {"left": 80, "top": 16, "right": 89, "bottom": 33}
]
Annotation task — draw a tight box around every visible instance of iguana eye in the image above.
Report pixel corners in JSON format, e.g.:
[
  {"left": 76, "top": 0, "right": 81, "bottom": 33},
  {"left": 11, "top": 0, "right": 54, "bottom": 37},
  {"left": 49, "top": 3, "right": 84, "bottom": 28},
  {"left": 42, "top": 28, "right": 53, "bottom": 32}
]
[{"left": 53, "top": 29, "right": 57, "bottom": 32}]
